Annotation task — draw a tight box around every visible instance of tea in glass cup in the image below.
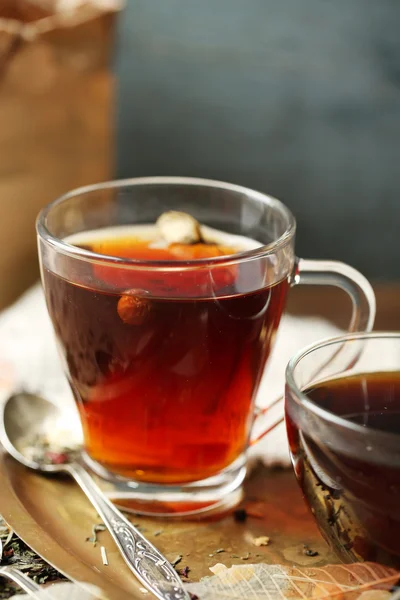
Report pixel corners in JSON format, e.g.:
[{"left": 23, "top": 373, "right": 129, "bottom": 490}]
[
  {"left": 37, "top": 177, "right": 375, "bottom": 515},
  {"left": 286, "top": 332, "right": 400, "bottom": 567}
]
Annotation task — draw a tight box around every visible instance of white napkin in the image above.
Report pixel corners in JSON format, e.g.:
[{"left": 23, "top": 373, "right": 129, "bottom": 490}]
[
  {"left": 0, "top": 284, "right": 342, "bottom": 468},
  {"left": 11, "top": 581, "right": 105, "bottom": 599}
]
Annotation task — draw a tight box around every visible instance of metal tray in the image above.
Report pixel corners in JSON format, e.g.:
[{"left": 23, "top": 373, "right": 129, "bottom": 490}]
[{"left": 0, "top": 451, "right": 335, "bottom": 599}]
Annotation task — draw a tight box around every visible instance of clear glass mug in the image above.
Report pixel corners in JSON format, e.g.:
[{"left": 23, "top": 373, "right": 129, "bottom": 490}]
[
  {"left": 285, "top": 332, "right": 400, "bottom": 567},
  {"left": 36, "top": 177, "right": 376, "bottom": 516}
]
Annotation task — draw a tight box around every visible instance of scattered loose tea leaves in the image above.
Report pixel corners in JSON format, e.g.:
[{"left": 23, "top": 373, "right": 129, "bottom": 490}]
[
  {"left": 178, "top": 566, "right": 190, "bottom": 578},
  {"left": 170, "top": 555, "right": 183, "bottom": 567},
  {"left": 153, "top": 529, "right": 163, "bottom": 537},
  {"left": 44, "top": 451, "right": 69, "bottom": 464},
  {"left": 209, "top": 548, "right": 226, "bottom": 558},
  {"left": 21, "top": 433, "right": 79, "bottom": 466},
  {"left": 303, "top": 544, "right": 319, "bottom": 557},
  {"left": 0, "top": 582, "right": 16, "bottom": 600},
  {"left": 0, "top": 517, "right": 65, "bottom": 597},
  {"left": 100, "top": 546, "right": 108, "bottom": 566},
  {"left": 240, "top": 552, "right": 250, "bottom": 561},
  {"left": 86, "top": 523, "right": 106, "bottom": 547},
  {"left": 328, "top": 505, "right": 344, "bottom": 526},
  {"left": 3, "top": 529, "right": 13, "bottom": 549},
  {"left": 233, "top": 508, "right": 247, "bottom": 523}
]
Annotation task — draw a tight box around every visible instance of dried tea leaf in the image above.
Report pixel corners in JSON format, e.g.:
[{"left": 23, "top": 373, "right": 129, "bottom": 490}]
[
  {"left": 170, "top": 555, "right": 183, "bottom": 567},
  {"left": 0, "top": 517, "right": 66, "bottom": 598},
  {"left": 185, "top": 562, "right": 400, "bottom": 600}
]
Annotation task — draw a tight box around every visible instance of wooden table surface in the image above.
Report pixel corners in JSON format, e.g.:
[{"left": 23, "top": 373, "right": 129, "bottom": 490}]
[{"left": 0, "top": 283, "right": 399, "bottom": 597}]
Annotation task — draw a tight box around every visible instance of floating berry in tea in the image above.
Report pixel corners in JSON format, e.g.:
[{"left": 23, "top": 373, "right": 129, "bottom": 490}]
[{"left": 117, "top": 290, "right": 151, "bottom": 326}]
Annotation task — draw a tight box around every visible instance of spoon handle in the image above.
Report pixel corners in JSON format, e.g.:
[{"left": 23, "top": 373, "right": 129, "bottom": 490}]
[
  {"left": 0, "top": 566, "right": 49, "bottom": 598},
  {"left": 67, "top": 463, "right": 190, "bottom": 600}
]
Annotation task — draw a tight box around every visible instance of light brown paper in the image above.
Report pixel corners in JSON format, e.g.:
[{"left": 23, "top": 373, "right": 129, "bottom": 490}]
[{"left": 0, "top": 0, "right": 122, "bottom": 308}]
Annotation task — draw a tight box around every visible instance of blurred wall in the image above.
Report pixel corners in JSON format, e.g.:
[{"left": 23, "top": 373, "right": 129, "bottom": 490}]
[{"left": 116, "top": 0, "right": 400, "bottom": 280}]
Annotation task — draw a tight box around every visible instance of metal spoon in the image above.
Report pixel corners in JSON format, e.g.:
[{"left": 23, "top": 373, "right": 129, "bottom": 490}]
[
  {"left": 0, "top": 536, "right": 46, "bottom": 598},
  {"left": 0, "top": 392, "right": 190, "bottom": 600}
]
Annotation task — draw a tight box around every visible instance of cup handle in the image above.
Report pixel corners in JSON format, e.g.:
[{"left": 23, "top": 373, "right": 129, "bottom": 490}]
[{"left": 250, "top": 258, "right": 376, "bottom": 445}]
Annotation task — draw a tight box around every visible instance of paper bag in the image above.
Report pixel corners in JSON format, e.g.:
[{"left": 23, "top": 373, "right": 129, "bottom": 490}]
[{"left": 0, "top": 0, "right": 123, "bottom": 309}]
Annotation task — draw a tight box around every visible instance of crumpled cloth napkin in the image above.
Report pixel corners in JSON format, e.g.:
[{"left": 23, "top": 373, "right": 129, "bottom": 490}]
[{"left": 0, "top": 283, "right": 342, "bottom": 468}]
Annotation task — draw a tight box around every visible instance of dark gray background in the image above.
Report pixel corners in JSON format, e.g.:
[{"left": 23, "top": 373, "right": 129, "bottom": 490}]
[{"left": 116, "top": 0, "right": 400, "bottom": 280}]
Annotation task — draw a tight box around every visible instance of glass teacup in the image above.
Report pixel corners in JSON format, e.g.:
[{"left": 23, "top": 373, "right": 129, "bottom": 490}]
[
  {"left": 37, "top": 177, "right": 375, "bottom": 516},
  {"left": 286, "top": 332, "right": 400, "bottom": 567}
]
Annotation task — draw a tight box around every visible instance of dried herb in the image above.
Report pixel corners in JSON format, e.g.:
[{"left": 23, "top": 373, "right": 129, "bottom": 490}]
[
  {"left": 178, "top": 566, "right": 190, "bottom": 578},
  {"left": 21, "top": 434, "right": 79, "bottom": 466},
  {"left": 209, "top": 548, "right": 225, "bottom": 558},
  {"left": 233, "top": 508, "right": 247, "bottom": 523},
  {"left": 100, "top": 546, "right": 108, "bottom": 566},
  {"left": 327, "top": 505, "right": 343, "bottom": 526},
  {"left": 303, "top": 544, "right": 319, "bottom": 557},
  {"left": 170, "top": 555, "right": 183, "bottom": 567},
  {"left": 85, "top": 523, "right": 106, "bottom": 547},
  {"left": 153, "top": 530, "right": 163, "bottom": 537},
  {"left": 0, "top": 517, "right": 65, "bottom": 598},
  {"left": 0, "top": 583, "right": 15, "bottom": 600}
]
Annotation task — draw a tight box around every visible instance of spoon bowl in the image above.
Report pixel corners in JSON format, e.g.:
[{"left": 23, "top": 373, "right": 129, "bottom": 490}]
[{"left": 1, "top": 392, "right": 81, "bottom": 473}]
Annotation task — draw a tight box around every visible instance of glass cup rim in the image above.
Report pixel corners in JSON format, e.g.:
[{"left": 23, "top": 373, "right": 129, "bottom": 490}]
[
  {"left": 36, "top": 176, "right": 296, "bottom": 269},
  {"left": 285, "top": 330, "right": 400, "bottom": 442}
]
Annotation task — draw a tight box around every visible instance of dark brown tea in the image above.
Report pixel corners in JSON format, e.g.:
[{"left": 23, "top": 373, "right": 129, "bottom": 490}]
[
  {"left": 43, "top": 227, "right": 288, "bottom": 484},
  {"left": 287, "top": 372, "right": 400, "bottom": 567}
]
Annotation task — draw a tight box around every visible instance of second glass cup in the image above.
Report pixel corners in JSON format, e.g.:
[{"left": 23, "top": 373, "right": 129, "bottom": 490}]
[
  {"left": 286, "top": 332, "right": 400, "bottom": 567},
  {"left": 37, "top": 177, "right": 376, "bottom": 515}
]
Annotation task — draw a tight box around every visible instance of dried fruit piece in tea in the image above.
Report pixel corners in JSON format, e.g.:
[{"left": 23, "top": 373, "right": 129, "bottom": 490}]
[
  {"left": 117, "top": 290, "right": 152, "bottom": 326},
  {"left": 156, "top": 211, "right": 202, "bottom": 245}
]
